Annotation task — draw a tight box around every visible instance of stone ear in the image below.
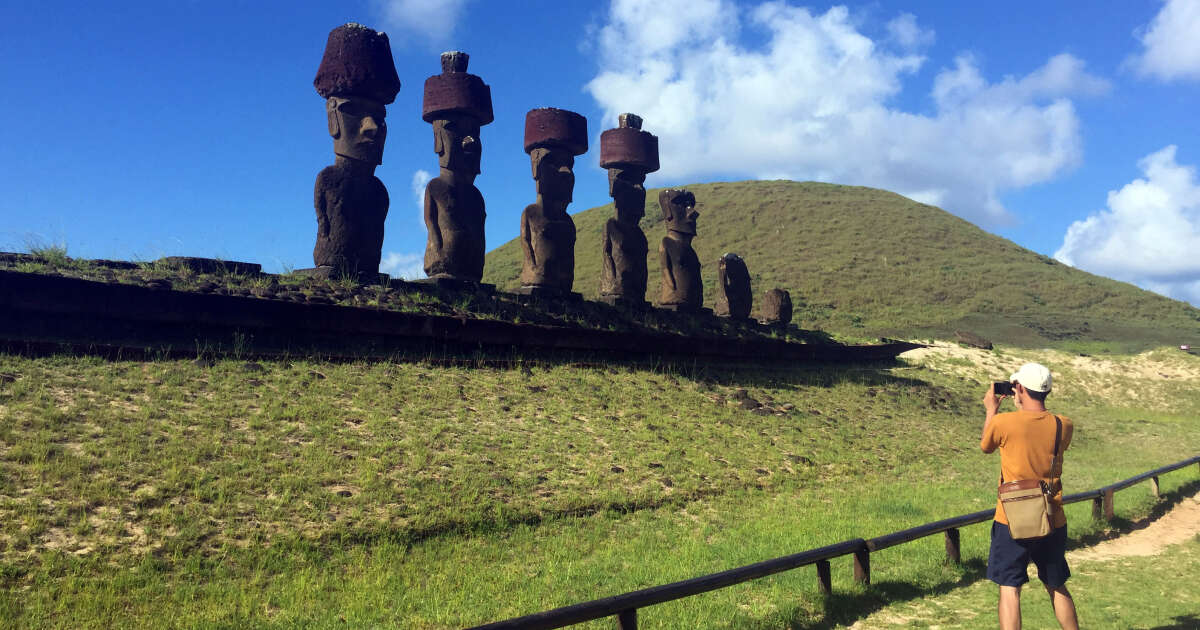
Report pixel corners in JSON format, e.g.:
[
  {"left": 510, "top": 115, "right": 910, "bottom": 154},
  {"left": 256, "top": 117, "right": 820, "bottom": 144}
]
[{"left": 326, "top": 99, "right": 340, "bottom": 139}]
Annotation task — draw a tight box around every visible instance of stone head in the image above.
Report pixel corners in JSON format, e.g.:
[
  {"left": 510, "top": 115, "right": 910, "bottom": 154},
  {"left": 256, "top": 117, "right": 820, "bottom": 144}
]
[
  {"left": 326, "top": 96, "right": 388, "bottom": 164},
  {"left": 524, "top": 108, "right": 587, "bottom": 207},
  {"left": 314, "top": 23, "right": 401, "bottom": 166},
  {"left": 608, "top": 168, "right": 646, "bottom": 225},
  {"left": 423, "top": 51, "right": 492, "bottom": 177},
  {"left": 531, "top": 147, "right": 575, "bottom": 205},
  {"left": 660, "top": 188, "right": 698, "bottom": 236},
  {"left": 433, "top": 116, "right": 481, "bottom": 175}
]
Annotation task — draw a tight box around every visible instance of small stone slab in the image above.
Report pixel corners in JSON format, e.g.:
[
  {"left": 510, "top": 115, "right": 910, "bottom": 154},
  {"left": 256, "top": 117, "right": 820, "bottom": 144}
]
[
  {"left": 597, "top": 295, "right": 650, "bottom": 310},
  {"left": 295, "top": 266, "right": 388, "bottom": 285},
  {"left": 511, "top": 286, "right": 583, "bottom": 302},
  {"left": 656, "top": 304, "right": 713, "bottom": 316},
  {"left": 159, "top": 257, "right": 262, "bottom": 276},
  {"left": 407, "top": 277, "right": 496, "bottom": 295}
]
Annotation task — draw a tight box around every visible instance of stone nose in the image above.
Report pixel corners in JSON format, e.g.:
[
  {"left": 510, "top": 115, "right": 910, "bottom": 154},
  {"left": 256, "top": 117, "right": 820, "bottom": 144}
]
[{"left": 360, "top": 116, "right": 380, "bottom": 138}]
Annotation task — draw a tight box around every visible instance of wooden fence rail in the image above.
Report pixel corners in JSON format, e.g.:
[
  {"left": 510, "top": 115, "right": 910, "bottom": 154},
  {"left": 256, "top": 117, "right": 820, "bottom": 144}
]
[{"left": 469, "top": 454, "right": 1200, "bottom": 630}]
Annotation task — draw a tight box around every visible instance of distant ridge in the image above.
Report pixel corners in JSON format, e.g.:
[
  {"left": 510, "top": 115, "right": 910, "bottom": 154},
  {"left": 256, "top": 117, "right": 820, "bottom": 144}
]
[{"left": 484, "top": 180, "right": 1200, "bottom": 350}]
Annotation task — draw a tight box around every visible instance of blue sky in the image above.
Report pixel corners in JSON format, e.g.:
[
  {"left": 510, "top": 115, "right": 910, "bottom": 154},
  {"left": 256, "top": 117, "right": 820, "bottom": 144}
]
[{"left": 3, "top": 1, "right": 1200, "bottom": 307}]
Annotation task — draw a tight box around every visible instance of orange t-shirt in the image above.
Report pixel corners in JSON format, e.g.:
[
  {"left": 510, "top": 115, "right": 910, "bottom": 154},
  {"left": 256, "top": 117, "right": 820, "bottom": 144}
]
[{"left": 980, "top": 410, "right": 1074, "bottom": 527}]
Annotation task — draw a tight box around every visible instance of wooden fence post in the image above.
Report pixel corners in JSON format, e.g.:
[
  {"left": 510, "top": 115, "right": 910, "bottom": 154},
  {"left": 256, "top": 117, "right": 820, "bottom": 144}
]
[
  {"left": 816, "top": 559, "right": 832, "bottom": 595},
  {"left": 853, "top": 547, "right": 871, "bottom": 584},
  {"left": 944, "top": 528, "right": 961, "bottom": 564},
  {"left": 616, "top": 608, "right": 637, "bottom": 630},
  {"left": 1150, "top": 476, "right": 1160, "bottom": 499},
  {"left": 1103, "top": 489, "right": 1115, "bottom": 520}
]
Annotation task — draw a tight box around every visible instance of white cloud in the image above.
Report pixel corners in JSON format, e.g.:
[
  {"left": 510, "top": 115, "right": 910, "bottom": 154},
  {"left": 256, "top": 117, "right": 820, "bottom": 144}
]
[
  {"left": 380, "top": 251, "right": 425, "bottom": 280},
  {"left": 373, "top": 0, "right": 471, "bottom": 45},
  {"left": 411, "top": 169, "right": 433, "bottom": 215},
  {"left": 585, "top": 0, "right": 1109, "bottom": 226},
  {"left": 1055, "top": 146, "right": 1200, "bottom": 306},
  {"left": 886, "top": 13, "right": 934, "bottom": 50},
  {"left": 1128, "top": 0, "right": 1200, "bottom": 81}
]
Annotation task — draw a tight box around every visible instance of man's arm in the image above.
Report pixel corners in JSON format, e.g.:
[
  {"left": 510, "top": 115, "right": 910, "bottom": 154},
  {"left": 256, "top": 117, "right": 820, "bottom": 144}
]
[{"left": 980, "top": 383, "right": 1006, "bottom": 453}]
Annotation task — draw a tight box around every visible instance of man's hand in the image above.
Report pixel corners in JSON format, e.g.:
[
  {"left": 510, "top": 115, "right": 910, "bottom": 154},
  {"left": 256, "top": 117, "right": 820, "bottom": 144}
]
[
  {"left": 982, "top": 382, "right": 1005, "bottom": 416},
  {"left": 980, "top": 383, "right": 1009, "bottom": 451}
]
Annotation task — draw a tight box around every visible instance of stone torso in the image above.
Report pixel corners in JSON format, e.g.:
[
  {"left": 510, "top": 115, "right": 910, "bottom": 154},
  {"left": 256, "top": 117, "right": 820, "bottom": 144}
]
[
  {"left": 423, "top": 176, "right": 486, "bottom": 280},
  {"left": 313, "top": 163, "right": 389, "bottom": 274},
  {"left": 520, "top": 203, "right": 576, "bottom": 289},
  {"left": 658, "top": 236, "right": 702, "bottom": 306},
  {"left": 600, "top": 219, "right": 648, "bottom": 299}
]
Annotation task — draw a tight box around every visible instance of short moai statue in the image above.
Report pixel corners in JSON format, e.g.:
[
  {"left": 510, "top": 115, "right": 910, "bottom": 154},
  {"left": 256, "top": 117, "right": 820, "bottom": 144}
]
[
  {"left": 421, "top": 51, "right": 493, "bottom": 284},
  {"left": 657, "top": 189, "right": 703, "bottom": 310},
  {"left": 518, "top": 108, "right": 588, "bottom": 297},
  {"left": 714, "top": 253, "right": 752, "bottom": 320},
  {"left": 598, "top": 113, "right": 659, "bottom": 307},
  {"left": 760, "top": 288, "right": 793, "bottom": 326},
  {"left": 310, "top": 23, "right": 401, "bottom": 282}
]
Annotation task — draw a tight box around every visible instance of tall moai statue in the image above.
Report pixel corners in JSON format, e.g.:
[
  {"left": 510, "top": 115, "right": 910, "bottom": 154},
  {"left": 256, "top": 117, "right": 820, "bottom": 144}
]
[
  {"left": 421, "top": 51, "right": 493, "bottom": 283},
  {"left": 714, "top": 253, "right": 752, "bottom": 320},
  {"left": 518, "top": 108, "right": 588, "bottom": 296},
  {"left": 760, "top": 288, "right": 793, "bottom": 326},
  {"left": 657, "top": 189, "right": 703, "bottom": 310},
  {"left": 598, "top": 113, "right": 659, "bottom": 307},
  {"left": 310, "top": 23, "right": 401, "bottom": 281}
]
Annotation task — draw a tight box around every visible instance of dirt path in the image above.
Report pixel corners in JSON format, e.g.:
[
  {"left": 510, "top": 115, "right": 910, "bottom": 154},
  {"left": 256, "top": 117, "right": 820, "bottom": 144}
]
[
  {"left": 1068, "top": 490, "right": 1200, "bottom": 564},
  {"left": 847, "top": 489, "right": 1200, "bottom": 629}
]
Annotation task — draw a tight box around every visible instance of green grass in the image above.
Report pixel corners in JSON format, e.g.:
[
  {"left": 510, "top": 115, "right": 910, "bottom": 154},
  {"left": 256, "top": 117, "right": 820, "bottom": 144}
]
[
  {"left": 484, "top": 180, "right": 1200, "bottom": 351},
  {"left": 0, "top": 345, "right": 1197, "bottom": 628}
]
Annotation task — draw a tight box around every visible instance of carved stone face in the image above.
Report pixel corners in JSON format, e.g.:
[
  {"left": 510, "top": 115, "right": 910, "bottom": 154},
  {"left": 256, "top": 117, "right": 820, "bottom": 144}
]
[
  {"left": 609, "top": 168, "right": 646, "bottom": 225},
  {"left": 327, "top": 96, "right": 387, "bottom": 165},
  {"left": 532, "top": 147, "right": 574, "bottom": 205},
  {"left": 662, "top": 190, "right": 698, "bottom": 235},
  {"left": 434, "top": 116, "right": 481, "bottom": 175}
]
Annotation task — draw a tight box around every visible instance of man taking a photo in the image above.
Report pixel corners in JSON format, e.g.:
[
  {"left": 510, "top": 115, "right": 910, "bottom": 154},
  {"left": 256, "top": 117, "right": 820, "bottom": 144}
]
[{"left": 981, "top": 362, "right": 1079, "bottom": 630}]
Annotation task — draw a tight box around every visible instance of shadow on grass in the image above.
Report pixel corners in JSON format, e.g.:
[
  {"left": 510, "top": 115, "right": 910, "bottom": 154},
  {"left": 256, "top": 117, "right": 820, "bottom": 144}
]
[
  {"left": 1146, "top": 613, "right": 1200, "bottom": 629},
  {"left": 725, "top": 558, "right": 988, "bottom": 630}
]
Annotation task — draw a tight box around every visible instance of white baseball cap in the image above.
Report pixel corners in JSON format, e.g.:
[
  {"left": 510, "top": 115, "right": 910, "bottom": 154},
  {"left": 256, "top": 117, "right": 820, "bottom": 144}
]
[{"left": 1010, "top": 363, "right": 1052, "bottom": 393}]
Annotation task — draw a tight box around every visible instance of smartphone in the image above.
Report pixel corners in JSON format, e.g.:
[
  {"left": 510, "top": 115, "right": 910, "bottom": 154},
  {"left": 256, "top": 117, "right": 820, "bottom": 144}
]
[{"left": 993, "top": 381, "right": 1014, "bottom": 396}]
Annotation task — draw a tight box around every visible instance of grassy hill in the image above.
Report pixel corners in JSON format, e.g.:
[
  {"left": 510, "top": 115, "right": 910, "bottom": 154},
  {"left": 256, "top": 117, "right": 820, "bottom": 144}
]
[
  {"left": 2, "top": 345, "right": 1197, "bottom": 628},
  {"left": 485, "top": 180, "right": 1200, "bottom": 351}
]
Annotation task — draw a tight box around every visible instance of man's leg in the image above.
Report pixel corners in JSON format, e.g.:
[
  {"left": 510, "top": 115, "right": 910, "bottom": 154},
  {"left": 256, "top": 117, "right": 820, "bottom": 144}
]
[
  {"left": 999, "top": 585, "right": 1021, "bottom": 630},
  {"left": 1044, "top": 584, "right": 1079, "bottom": 630}
]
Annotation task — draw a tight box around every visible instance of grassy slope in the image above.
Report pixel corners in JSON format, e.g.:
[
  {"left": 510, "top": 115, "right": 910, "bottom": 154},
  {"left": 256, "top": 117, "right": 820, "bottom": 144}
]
[
  {"left": 1, "top": 346, "right": 1197, "bottom": 628},
  {"left": 484, "top": 180, "right": 1200, "bottom": 350}
]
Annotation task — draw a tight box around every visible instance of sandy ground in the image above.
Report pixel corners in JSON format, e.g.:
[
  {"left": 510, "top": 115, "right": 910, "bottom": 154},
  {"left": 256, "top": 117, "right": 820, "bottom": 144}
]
[{"left": 1068, "top": 490, "right": 1200, "bottom": 564}]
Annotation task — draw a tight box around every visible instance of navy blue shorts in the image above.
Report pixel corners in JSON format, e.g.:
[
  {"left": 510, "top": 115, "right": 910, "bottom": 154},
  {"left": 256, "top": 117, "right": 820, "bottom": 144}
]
[{"left": 987, "top": 521, "right": 1071, "bottom": 587}]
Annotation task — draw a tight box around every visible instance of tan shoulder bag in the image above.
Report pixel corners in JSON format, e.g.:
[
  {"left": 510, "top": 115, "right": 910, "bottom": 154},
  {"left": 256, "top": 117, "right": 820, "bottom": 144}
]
[{"left": 998, "top": 416, "right": 1062, "bottom": 540}]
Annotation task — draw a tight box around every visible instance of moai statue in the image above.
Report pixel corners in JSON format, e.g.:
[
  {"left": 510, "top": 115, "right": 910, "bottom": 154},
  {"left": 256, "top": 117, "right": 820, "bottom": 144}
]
[
  {"left": 310, "top": 23, "right": 401, "bottom": 281},
  {"left": 518, "top": 108, "right": 588, "bottom": 296},
  {"left": 761, "top": 288, "right": 793, "bottom": 326},
  {"left": 657, "top": 189, "right": 702, "bottom": 310},
  {"left": 421, "top": 51, "right": 493, "bottom": 284},
  {"left": 714, "top": 253, "right": 752, "bottom": 320},
  {"left": 598, "top": 113, "right": 659, "bottom": 307}
]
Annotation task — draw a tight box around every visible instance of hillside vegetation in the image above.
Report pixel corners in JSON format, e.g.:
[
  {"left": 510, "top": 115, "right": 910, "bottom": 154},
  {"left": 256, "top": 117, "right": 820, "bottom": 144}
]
[
  {"left": 1, "top": 345, "right": 1197, "bottom": 628},
  {"left": 485, "top": 180, "right": 1200, "bottom": 350}
]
